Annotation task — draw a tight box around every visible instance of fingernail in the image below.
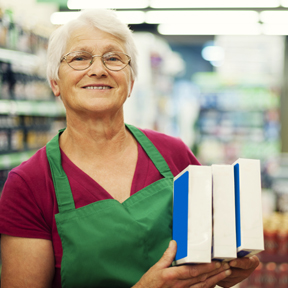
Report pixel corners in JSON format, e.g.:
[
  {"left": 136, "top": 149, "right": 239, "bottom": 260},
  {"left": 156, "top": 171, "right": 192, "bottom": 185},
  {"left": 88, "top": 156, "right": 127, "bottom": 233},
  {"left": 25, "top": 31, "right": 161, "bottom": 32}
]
[
  {"left": 225, "top": 269, "right": 232, "bottom": 276},
  {"left": 215, "top": 262, "right": 221, "bottom": 269},
  {"left": 223, "top": 263, "right": 230, "bottom": 270},
  {"left": 169, "top": 240, "right": 174, "bottom": 248}
]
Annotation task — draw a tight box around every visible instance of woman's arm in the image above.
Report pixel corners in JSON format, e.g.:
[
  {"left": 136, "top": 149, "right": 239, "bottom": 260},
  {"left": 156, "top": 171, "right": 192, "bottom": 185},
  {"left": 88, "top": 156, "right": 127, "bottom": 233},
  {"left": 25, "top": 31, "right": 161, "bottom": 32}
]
[{"left": 1, "top": 234, "right": 55, "bottom": 288}]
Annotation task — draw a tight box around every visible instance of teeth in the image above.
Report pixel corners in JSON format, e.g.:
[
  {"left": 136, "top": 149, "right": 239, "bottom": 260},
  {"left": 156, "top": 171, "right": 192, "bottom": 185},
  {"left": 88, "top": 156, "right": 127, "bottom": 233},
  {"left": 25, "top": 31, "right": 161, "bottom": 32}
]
[{"left": 85, "top": 86, "right": 111, "bottom": 90}]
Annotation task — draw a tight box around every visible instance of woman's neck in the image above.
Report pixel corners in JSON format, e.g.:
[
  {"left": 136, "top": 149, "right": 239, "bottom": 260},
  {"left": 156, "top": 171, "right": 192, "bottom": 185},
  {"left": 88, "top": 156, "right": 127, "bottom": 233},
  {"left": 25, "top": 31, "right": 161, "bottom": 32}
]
[{"left": 59, "top": 113, "right": 132, "bottom": 162}]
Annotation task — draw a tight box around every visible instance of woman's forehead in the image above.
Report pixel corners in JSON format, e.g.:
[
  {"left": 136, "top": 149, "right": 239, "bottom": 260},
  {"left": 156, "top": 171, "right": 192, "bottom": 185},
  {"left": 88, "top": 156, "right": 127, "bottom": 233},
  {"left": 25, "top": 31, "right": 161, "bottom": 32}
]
[{"left": 66, "top": 26, "right": 125, "bottom": 53}]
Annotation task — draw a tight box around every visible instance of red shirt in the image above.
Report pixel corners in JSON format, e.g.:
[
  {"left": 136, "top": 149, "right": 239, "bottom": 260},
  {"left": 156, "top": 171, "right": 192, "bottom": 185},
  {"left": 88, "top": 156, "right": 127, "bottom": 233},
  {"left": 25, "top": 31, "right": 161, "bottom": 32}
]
[{"left": 0, "top": 128, "right": 200, "bottom": 287}]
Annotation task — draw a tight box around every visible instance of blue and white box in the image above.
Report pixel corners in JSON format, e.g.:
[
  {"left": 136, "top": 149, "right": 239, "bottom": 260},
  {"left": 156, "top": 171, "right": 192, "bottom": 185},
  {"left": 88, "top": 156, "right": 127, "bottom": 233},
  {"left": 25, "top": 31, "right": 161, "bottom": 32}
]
[
  {"left": 233, "top": 158, "right": 264, "bottom": 257},
  {"left": 212, "top": 164, "right": 237, "bottom": 260},
  {"left": 173, "top": 165, "right": 212, "bottom": 264}
]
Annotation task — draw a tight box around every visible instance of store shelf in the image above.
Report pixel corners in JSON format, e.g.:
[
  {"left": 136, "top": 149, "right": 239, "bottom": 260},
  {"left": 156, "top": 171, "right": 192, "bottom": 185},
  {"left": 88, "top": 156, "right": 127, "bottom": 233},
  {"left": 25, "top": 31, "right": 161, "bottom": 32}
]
[
  {"left": 0, "top": 48, "right": 40, "bottom": 72},
  {"left": 0, "top": 150, "right": 37, "bottom": 170},
  {"left": 0, "top": 99, "right": 66, "bottom": 117},
  {"left": 192, "top": 72, "right": 281, "bottom": 165}
]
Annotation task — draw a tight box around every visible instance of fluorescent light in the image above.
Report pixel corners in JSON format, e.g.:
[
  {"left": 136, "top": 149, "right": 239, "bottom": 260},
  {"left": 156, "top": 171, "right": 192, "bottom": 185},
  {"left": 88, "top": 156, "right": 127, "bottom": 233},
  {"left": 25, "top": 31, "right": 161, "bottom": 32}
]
[
  {"left": 262, "top": 23, "right": 288, "bottom": 34},
  {"left": 50, "top": 12, "right": 80, "bottom": 25},
  {"left": 281, "top": 0, "right": 288, "bottom": 7},
  {"left": 150, "top": 0, "right": 280, "bottom": 8},
  {"left": 146, "top": 10, "right": 259, "bottom": 24},
  {"left": 260, "top": 11, "right": 288, "bottom": 23},
  {"left": 50, "top": 11, "right": 144, "bottom": 25},
  {"left": 67, "top": 0, "right": 149, "bottom": 9},
  {"left": 202, "top": 46, "right": 225, "bottom": 62},
  {"left": 113, "top": 11, "right": 145, "bottom": 24},
  {"left": 158, "top": 23, "right": 262, "bottom": 35}
]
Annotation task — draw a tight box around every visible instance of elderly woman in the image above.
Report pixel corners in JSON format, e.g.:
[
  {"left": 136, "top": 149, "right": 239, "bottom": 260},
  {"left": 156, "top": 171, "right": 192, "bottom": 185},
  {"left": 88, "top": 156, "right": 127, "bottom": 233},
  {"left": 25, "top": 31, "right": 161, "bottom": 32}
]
[{"left": 0, "top": 9, "right": 258, "bottom": 288}]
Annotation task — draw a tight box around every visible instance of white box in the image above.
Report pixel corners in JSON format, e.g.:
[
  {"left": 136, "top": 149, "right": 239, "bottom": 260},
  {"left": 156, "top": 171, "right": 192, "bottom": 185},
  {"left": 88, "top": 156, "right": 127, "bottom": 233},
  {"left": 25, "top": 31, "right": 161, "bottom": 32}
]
[
  {"left": 212, "top": 164, "right": 237, "bottom": 261},
  {"left": 173, "top": 165, "right": 212, "bottom": 264},
  {"left": 233, "top": 158, "right": 264, "bottom": 257}
]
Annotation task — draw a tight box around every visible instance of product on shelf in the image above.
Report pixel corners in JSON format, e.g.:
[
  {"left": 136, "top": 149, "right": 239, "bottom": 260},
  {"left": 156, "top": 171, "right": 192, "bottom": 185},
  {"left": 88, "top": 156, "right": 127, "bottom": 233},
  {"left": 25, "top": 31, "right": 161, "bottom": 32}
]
[
  {"left": 240, "top": 261, "right": 288, "bottom": 288},
  {"left": 240, "top": 212, "right": 288, "bottom": 287},
  {"left": 262, "top": 212, "right": 288, "bottom": 257},
  {"left": 193, "top": 72, "right": 281, "bottom": 165},
  {"left": 0, "top": 8, "right": 66, "bottom": 189}
]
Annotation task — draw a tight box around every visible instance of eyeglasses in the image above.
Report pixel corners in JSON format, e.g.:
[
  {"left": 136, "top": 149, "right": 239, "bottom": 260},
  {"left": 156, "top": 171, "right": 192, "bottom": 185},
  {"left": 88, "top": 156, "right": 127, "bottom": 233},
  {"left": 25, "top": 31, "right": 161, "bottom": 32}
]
[{"left": 61, "top": 51, "right": 131, "bottom": 71}]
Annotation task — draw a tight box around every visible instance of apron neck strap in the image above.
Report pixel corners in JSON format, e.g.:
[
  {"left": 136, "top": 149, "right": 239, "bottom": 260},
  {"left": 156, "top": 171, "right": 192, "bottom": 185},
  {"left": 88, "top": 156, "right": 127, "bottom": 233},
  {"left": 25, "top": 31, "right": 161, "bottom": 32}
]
[
  {"left": 126, "top": 124, "right": 174, "bottom": 179},
  {"left": 46, "top": 125, "right": 174, "bottom": 213},
  {"left": 46, "top": 128, "right": 75, "bottom": 213}
]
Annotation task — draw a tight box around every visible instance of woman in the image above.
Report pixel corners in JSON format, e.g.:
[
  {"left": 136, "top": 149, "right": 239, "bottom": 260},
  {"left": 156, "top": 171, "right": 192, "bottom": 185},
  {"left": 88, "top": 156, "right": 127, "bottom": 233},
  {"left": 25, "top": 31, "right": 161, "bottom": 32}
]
[{"left": 0, "top": 9, "right": 259, "bottom": 288}]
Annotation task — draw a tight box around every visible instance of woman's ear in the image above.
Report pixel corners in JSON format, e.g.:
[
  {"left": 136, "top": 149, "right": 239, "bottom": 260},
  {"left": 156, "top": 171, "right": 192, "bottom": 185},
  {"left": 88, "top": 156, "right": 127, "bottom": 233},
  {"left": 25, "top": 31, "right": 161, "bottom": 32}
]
[
  {"left": 128, "top": 80, "right": 134, "bottom": 98},
  {"left": 50, "top": 79, "right": 61, "bottom": 97}
]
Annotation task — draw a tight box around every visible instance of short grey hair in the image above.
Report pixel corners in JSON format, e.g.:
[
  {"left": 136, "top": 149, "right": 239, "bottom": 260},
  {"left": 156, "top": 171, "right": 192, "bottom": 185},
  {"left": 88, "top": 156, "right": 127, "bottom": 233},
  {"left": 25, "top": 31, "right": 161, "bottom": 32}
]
[{"left": 46, "top": 9, "right": 138, "bottom": 83}]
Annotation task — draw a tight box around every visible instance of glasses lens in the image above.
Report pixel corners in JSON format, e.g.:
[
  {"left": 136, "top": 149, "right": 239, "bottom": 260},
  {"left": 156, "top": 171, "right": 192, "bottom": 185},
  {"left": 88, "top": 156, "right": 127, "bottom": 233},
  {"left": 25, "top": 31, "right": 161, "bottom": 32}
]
[
  {"left": 65, "top": 51, "right": 92, "bottom": 70},
  {"left": 103, "top": 52, "right": 130, "bottom": 71}
]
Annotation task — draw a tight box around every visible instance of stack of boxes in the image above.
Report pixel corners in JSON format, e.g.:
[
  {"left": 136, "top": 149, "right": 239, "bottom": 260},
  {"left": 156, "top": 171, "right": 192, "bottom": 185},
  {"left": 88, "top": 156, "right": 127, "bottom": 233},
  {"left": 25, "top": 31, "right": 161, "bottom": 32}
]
[{"left": 173, "top": 158, "right": 264, "bottom": 264}]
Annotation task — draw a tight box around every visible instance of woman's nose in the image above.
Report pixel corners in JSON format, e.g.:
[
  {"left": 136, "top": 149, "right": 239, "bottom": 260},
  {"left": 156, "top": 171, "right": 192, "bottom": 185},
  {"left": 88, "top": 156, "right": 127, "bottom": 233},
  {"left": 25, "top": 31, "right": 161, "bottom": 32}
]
[{"left": 87, "top": 56, "right": 107, "bottom": 76}]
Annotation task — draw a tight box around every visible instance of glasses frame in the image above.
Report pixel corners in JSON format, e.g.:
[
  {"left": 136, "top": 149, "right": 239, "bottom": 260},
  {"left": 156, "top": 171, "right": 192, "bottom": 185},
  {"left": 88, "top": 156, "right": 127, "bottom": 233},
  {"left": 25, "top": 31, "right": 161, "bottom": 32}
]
[{"left": 60, "top": 51, "right": 131, "bottom": 71}]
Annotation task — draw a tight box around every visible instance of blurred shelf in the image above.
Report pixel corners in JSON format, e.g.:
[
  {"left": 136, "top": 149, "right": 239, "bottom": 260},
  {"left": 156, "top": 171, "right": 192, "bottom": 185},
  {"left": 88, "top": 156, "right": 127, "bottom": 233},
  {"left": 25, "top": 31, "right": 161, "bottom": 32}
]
[
  {"left": 0, "top": 100, "right": 66, "bottom": 117},
  {"left": 0, "top": 48, "right": 41, "bottom": 73},
  {"left": 0, "top": 150, "right": 37, "bottom": 170},
  {"left": 259, "top": 251, "right": 288, "bottom": 264}
]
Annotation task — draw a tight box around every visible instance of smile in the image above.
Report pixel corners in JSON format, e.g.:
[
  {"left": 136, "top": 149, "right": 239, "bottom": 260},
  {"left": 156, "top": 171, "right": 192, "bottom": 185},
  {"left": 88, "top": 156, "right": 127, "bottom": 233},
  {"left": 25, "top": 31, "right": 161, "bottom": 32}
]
[{"left": 84, "top": 86, "right": 112, "bottom": 90}]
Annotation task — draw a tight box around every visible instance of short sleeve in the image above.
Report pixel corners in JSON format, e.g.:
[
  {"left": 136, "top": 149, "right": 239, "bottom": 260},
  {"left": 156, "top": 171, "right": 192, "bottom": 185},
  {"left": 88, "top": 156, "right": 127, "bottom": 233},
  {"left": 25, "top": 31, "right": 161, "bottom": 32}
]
[
  {"left": 139, "top": 128, "right": 201, "bottom": 176},
  {"left": 0, "top": 170, "right": 51, "bottom": 239}
]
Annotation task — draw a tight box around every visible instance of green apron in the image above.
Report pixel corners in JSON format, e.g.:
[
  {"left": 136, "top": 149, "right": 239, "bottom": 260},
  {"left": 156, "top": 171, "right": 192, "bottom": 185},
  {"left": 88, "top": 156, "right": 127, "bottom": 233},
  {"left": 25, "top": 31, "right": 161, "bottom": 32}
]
[{"left": 46, "top": 124, "right": 174, "bottom": 288}]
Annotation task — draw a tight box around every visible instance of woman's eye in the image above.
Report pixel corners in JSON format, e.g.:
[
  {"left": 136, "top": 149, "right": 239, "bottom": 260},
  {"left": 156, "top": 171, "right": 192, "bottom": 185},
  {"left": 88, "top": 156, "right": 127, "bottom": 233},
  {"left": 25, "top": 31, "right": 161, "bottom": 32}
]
[
  {"left": 73, "top": 56, "right": 86, "bottom": 61},
  {"left": 105, "top": 55, "right": 121, "bottom": 62},
  {"left": 71, "top": 54, "right": 90, "bottom": 61}
]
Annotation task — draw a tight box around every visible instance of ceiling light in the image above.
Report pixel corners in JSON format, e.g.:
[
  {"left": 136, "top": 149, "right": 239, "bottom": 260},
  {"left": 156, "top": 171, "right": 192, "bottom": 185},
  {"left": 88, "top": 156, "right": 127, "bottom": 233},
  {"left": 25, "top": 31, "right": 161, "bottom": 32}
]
[
  {"left": 281, "top": 0, "right": 288, "bottom": 7},
  {"left": 146, "top": 10, "right": 259, "bottom": 24},
  {"left": 67, "top": 0, "right": 149, "bottom": 9},
  {"left": 202, "top": 46, "right": 225, "bottom": 62},
  {"left": 150, "top": 0, "right": 280, "bottom": 8},
  {"left": 260, "top": 11, "right": 288, "bottom": 23},
  {"left": 113, "top": 11, "right": 145, "bottom": 24},
  {"left": 262, "top": 24, "right": 288, "bottom": 34},
  {"left": 50, "top": 11, "right": 145, "bottom": 25},
  {"left": 158, "top": 23, "right": 262, "bottom": 35},
  {"left": 50, "top": 12, "right": 80, "bottom": 25}
]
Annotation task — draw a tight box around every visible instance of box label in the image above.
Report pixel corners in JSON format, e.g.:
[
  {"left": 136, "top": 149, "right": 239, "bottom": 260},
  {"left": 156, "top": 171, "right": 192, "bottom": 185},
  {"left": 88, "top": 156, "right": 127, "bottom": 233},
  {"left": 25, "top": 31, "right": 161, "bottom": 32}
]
[
  {"left": 234, "top": 163, "right": 241, "bottom": 248},
  {"left": 173, "top": 171, "right": 189, "bottom": 260}
]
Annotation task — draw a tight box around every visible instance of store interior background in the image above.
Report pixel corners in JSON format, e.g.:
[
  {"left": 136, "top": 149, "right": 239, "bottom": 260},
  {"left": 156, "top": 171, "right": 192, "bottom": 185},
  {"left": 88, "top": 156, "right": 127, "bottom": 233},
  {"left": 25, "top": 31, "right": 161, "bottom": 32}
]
[{"left": 0, "top": 0, "right": 288, "bottom": 286}]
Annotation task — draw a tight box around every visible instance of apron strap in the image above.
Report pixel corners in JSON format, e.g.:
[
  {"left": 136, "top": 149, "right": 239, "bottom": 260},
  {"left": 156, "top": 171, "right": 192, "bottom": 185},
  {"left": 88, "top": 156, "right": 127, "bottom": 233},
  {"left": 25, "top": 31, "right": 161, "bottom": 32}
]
[
  {"left": 126, "top": 124, "right": 174, "bottom": 179},
  {"left": 46, "top": 128, "right": 75, "bottom": 213},
  {"left": 46, "top": 125, "right": 174, "bottom": 213}
]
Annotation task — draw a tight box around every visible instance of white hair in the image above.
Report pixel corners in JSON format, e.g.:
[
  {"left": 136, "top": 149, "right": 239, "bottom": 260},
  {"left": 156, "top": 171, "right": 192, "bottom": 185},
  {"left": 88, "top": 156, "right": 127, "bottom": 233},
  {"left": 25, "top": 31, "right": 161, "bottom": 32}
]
[{"left": 46, "top": 9, "right": 138, "bottom": 84}]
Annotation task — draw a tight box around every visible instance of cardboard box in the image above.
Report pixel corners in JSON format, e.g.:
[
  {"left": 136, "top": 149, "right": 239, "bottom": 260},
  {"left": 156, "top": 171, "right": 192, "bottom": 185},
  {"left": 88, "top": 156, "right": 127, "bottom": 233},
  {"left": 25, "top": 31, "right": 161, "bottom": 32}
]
[
  {"left": 212, "top": 164, "right": 237, "bottom": 260},
  {"left": 233, "top": 158, "right": 264, "bottom": 257},
  {"left": 173, "top": 165, "right": 212, "bottom": 264}
]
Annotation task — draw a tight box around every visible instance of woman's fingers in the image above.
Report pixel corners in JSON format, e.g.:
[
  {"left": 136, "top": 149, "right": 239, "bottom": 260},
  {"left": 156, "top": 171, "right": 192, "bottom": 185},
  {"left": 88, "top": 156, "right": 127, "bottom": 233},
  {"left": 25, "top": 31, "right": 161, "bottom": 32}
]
[
  {"left": 134, "top": 241, "right": 233, "bottom": 288},
  {"left": 174, "top": 261, "right": 222, "bottom": 280},
  {"left": 153, "top": 240, "right": 178, "bottom": 270},
  {"left": 229, "top": 255, "right": 259, "bottom": 270},
  {"left": 189, "top": 269, "right": 232, "bottom": 288},
  {"left": 216, "top": 256, "right": 260, "bottom": 287}
]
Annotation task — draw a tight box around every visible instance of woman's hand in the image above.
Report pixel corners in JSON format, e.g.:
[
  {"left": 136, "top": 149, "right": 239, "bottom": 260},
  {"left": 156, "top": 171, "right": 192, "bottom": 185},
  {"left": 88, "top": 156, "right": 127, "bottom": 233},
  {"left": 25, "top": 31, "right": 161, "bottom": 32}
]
[
  {"left": 216, "top": 255, "right": 260, "bottom": 288},
  {"left": 133, "top": 240, "right": 231, "bottom": 288}
]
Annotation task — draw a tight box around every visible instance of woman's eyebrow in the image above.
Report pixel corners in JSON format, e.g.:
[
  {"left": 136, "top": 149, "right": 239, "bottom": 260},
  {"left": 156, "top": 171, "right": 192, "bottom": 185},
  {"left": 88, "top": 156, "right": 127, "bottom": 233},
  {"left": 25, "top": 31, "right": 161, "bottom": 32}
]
[
  {"left": 71, "top": 44, "right": 124, "bottom": 53},
  {"left": 104, "top": 44, "right": 123, "bottom": 52},
  {"left": 71, "top": 46, "right": 92, "bottom": 52}
]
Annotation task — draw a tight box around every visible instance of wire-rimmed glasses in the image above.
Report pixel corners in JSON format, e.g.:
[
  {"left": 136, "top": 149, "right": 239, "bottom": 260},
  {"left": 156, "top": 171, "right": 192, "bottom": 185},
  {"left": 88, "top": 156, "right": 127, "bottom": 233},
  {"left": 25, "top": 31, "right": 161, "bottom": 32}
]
[{"left": 61, "top": 51, "right": 131, "bottom": 71}]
